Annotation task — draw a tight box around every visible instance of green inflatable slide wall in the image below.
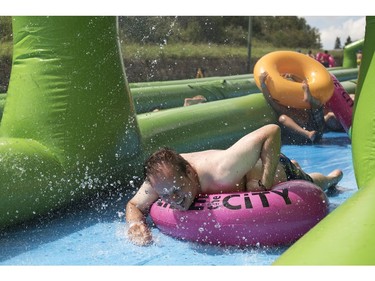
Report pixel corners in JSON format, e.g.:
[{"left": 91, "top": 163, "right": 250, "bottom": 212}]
[
  {"left": 0, "top": 16, "right": 276, "bottom": 229},
  {"left": 274, "top": 16, "right": 375, "bottom": 265}
]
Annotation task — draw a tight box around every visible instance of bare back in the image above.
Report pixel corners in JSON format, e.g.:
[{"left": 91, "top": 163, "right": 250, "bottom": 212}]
[
  {"left": 181, "top": 142, "right": 288, "bottom": 194},
  {"left": 181, "top": 150, "right": 247, "bottom": 194}
]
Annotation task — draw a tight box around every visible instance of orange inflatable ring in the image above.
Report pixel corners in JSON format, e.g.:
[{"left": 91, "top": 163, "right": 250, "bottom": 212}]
[{"left": 254, "top": 51, "right": 334, "bottom": 109}]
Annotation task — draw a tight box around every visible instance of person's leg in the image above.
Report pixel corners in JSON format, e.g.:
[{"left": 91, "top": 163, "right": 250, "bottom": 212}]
[
  {"left": 281, "top": 155, "right": 343, "bottom": 191},
  {"left": 278, "top": 114, "right": 317, "bottom": 142},
  {"left": 324, "top": 112, "right": 344, "bottom": 132},
  {"left": 308, "top": 170, "right": 343, "bottom": 191}
]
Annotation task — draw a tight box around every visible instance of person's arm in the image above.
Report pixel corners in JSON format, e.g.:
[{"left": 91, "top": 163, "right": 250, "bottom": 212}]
[
  {"left": 125, "top": 181, "right": 159, "bottom": 246},
  {"left": 302, "top": 80, "right": 322, "bottom": 109},
  {"left": 216, "top": 124, "right": 281, "bottom": 190},
  {"left": 259, "top": 71, "right": 273, "bottom": 104},
  {"left": 258, "top": 125, "right": 282, "bottom": 189}
]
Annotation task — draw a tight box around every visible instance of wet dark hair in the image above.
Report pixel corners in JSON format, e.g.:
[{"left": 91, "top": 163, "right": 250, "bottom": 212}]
[{"left": 143, "top": 147, "right": 190, "bottom": 182}]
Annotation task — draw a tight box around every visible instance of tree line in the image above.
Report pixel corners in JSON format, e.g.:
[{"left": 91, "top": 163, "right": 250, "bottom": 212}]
[
  {"left": 2, "top": 16, "right": 354, "bottom": 50},
  {"left": 334, "top": 36, "right": 353, "bottom": 49},
  {"left": 118, "top": 16, "right": 322, "bottom": 49}
]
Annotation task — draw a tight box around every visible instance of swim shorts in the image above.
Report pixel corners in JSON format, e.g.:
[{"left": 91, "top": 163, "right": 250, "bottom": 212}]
[
  {"left": 279, "top": 153, "right": 314, "bottom": 183},
  {"left": 308, "top": 106, "right": 325, "bottom": 142}
]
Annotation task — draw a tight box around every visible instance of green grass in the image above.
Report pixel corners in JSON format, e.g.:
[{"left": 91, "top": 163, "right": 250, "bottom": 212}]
[
  {"left": 123, "top": 42, "right": 342, "bottom": 61},
  {"left": 1, "top": 39, "right": 342, "bottom": 61},
  {"left": 122, "top": 43, "right": 253, "bottom": 60},
  {"left": 120, "top": 39, "right": 312, "bottom": 61}
]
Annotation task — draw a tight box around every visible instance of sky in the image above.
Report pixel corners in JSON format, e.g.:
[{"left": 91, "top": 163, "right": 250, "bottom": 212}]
[
  {"left": 304, "top": 16, "right": 366, "bottom": 50},
  {"left": 2, "top": 1, "right": 370, "bottom": 52}
]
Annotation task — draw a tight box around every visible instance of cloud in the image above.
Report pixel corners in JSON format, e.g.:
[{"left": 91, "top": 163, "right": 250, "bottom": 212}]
[{"left": 318, "top": 17, "right": 366, "bottom": 50}]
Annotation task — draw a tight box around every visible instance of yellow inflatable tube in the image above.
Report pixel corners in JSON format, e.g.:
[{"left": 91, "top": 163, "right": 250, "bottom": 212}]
[{"left": 254, "top": 51, "right": 334, "bottom": 109}]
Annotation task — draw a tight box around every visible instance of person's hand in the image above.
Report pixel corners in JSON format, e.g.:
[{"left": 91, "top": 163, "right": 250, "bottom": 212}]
[
  {"left": 302, "top": 80, "right": 311, "bottom": 103},
  {"left": 127, "top": 221, "right": 153, "bottom": 246},
  {"left": 259, "top": 71, "right": 269, "bottom": 85},
  {"left": 302, "top": 80, "right": 322, "bottom": 107},
  {"left": 302, "top": 80, "right": 309, "bottom": 91}
]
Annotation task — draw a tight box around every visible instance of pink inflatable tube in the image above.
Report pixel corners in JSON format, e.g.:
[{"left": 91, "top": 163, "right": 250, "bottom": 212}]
[
  {"left": 326, "top": 74, "right": 353, "bottom": 134},
  {"left": 150, "top": 180, "right": 329, "bottom": 247}
]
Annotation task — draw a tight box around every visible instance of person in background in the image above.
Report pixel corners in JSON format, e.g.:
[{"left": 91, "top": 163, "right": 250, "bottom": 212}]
[
  {"left": 183, "top": 95, "right": 207, "bottom": 106},
  {"left": 356, "top": 50, "right": 363, "bottom": 68},
  {"left": 328, "top": 54, "right": 336, "bottom": 68},
  {"left": 195, "top": 67, "right": 205, "bottom": 78},
  {"left": 307, "top": 50, "right": 315, "bottom": 59},
  {"left": 259, "top": 71, "right": 325, "bottom": 145},
  {"left": 320, "top": 50, "right": 330, "bottom": 67},
  {"left": 125, "top": 124, "right": 343, "bottom": 246},
  {"left": 315, "top": 52, "right": 323, "bottom": 63}
]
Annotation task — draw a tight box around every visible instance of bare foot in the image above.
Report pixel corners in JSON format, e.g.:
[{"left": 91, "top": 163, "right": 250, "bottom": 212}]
[
  {"left": 307, "top": 130, "right": 317, "bottom": 143},
  {"left": 327, "top": 169, "right": 344, "bottom": 188}
]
